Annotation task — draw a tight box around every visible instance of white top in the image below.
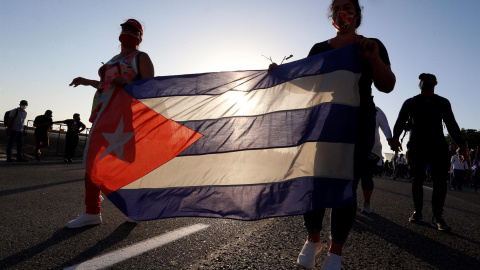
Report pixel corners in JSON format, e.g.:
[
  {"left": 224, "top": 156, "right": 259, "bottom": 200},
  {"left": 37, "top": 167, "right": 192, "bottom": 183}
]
[
  {"left": 371, "top": 106, "right": 393, "bottom": 158},
  {"left": 451, "top": 155, "right": 469, "bottom": 170},
  {"left": 8, "top": 108, "right": 27, "bottom": 132}
]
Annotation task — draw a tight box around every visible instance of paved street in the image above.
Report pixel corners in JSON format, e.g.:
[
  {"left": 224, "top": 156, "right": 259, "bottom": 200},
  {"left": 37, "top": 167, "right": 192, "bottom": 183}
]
[{"left": 1, "top": 126, "right": 480, "bottom": 269}]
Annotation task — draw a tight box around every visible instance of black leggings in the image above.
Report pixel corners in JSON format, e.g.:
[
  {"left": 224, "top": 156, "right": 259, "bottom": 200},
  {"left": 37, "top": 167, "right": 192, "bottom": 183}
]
[
  {"left": 303, "top": 98, "right": 376, "bottom": 244},
  {"left": 360, "top": 155, "right": 381, "bottom": 191}
]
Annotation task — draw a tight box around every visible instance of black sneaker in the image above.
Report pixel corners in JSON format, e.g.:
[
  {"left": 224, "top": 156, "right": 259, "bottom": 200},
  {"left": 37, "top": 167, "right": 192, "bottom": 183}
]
[
  {"left": 409, "top": 212, "right": 423, "bottom": 223},
  {"left": 431, "top": 217, "right": 450, "bottom": 231},
  {"left": 16, "top": 158, "right": 29, "bottom": 162},
  {"left": 67, "top": 159, "right": 73, "bottom": 163},
  {"left": 6, "top": 159, "right": 13, "bottom": 162}
]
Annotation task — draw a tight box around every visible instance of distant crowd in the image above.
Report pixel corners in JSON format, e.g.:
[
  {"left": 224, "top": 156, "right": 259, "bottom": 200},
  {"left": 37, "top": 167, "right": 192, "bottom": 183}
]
[
  {"left": 4, "top": 100, "right": 86, "bottom": 163},
  {"left": 374, "top": 151, "right": 480, "bottom": 193}
]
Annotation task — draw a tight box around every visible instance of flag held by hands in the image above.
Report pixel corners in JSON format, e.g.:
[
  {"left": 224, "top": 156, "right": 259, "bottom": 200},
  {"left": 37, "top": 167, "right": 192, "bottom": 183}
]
[{"left": 85, "top": 45, "right": 362, "bottom": 221}]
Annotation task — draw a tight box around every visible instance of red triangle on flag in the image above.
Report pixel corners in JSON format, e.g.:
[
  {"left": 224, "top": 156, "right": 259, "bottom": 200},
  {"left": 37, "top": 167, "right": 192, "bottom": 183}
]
[{"left": 86, "top": 88, "right": 203, "bottom": 194}]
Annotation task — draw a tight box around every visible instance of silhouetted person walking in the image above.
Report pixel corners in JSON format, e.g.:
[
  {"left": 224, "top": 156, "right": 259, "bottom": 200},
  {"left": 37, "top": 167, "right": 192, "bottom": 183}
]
[{"left": 390, "top": 73, "right": 465, "bottom": 231}]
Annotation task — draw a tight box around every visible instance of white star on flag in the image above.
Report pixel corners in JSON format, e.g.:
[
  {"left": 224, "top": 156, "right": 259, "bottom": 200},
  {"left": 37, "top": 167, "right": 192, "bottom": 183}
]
[{"left": 98, "top": 116, "right": 137, "bottom": 162}]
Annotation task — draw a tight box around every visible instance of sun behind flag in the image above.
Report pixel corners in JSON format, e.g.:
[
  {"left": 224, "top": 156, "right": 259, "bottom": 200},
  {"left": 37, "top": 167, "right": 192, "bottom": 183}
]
[{"left": 85, "top": 45, "right": 363, "bottom": 221}]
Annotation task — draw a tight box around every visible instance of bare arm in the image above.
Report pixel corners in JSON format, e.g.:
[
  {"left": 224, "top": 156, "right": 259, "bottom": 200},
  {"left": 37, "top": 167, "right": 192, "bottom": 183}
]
[
  {"left": 138, "top": 52, "right": 155, "bottom": 80},
  {"left": 69, "top": 77, "right": 100, "bottom": 89},
  {"left": 376, "top": 107, "right": 393, "bottom": 139},
  {"left": 357, "top": 37, "right": 396, "bottom": 93},
  {"left": 6, "top": 116, "right": 13, "bottom": 135}
]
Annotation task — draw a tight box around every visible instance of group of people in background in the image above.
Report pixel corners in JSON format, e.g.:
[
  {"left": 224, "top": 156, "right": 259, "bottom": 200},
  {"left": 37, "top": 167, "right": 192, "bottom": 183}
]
[{"left": 4, "top": 101, "right": 86, "bottom": 163}]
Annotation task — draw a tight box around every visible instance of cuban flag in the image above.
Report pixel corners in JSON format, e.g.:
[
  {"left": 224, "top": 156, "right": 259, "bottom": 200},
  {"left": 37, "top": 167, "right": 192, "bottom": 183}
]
[{"left": 84, "top": 45, "right": 362, "bottom": 221}]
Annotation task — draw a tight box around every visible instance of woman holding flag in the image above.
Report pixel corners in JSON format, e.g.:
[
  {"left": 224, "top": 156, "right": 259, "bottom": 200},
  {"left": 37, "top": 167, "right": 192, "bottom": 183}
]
[
  {"left": 66, "top": 19, "right": 154, "bottom": 228},
  {"left": 290, "top": 0, "right": 396, "bottom": 269}
]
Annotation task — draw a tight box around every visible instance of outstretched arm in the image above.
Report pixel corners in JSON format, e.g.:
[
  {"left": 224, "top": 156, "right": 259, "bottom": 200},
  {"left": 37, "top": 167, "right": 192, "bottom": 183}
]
[{"left": 69, "top": 77, "right": 99, "bottom": 89}]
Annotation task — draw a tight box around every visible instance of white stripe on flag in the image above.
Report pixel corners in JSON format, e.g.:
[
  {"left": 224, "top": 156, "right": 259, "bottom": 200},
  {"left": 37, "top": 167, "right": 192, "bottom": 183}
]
[
  {"left": 122, "top": 141, "right": 354, "bottom": 190},
  {"left": 64, "top": 223, "right": 210, "bottom": 270},
  {"left": 140, "top": 71, "right": 360, "bottom": 122}
]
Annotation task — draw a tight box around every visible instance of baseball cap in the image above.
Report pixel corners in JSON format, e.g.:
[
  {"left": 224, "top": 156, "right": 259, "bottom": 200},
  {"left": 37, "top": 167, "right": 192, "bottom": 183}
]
[
  {"left": 120, "top": 19, "right": 143, "bottom": 35},
  {"left": 20, "top": 100, "right": 28, "bottom": 106},
  {"left": 419, "top": 73, "right": 437, "bottom": 82}
]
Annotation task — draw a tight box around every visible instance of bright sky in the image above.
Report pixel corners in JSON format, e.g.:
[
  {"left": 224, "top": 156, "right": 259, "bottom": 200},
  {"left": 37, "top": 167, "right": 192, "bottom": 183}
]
[{"left": 1, "top": 0, "right": 479, "bottom": 158}]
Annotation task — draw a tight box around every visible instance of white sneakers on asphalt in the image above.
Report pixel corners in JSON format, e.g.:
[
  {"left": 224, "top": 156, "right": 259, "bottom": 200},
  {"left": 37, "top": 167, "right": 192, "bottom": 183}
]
[
  {"left": 65, "top": 195, "right": 137, "bottom": 228},
  {"left": 320, "top": 252, "right": 342, "bottom": 270},
  {"left": 297, "top": 240, "right": 323, "bottom": 269},
  {"left": 297, "top": 240, "right": 342, "bottom": 270},
  {"left": 65, "top": 213, "right": 137, "bottom": 228},
  {"left": 65, "top": 213, "right": 102, "bottom": 228},
  {"left": 361, "top": 202, "right": 372, "bottom": 214}
]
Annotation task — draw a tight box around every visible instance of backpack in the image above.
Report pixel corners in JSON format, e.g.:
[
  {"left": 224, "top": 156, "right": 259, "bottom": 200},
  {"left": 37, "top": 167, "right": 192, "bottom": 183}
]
[{"left": 3, "top": 109, "right": 19, "bottom": 128}]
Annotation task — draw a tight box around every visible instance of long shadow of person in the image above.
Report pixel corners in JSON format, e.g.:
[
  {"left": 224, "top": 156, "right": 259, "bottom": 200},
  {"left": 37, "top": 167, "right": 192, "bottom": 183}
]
[
  {"left": 354, "top": 213, "right": 480, "bottom": 269},
  {"left": 0, "top": 226, "right": 94, "bottom": 269},
  {"left": 58, "top": 222, "right": 137, "bottom": 269}
]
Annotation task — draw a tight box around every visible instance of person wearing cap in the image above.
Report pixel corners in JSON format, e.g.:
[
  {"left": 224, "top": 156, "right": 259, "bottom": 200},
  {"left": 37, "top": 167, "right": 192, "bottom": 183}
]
[
  {"left": 33, "top": 110, "right": 53, "bottom": 161},
  {"left": 6, "top": 100, "right": 29, "bottom": 162},
  {"left": 390, "top": 73, "right": 465, "bottom": 231},
  {"left": 53, "top": 113, "right": 86, "bottom": 163},
  {"left": 66, "top": 19, "right": 155, "bottom": 228}
]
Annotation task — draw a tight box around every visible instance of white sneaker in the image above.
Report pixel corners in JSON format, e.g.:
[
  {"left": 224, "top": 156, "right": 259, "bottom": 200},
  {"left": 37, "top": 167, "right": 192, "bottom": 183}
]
[
  {"left": 65, "top": 213, "right": 102, "bottom": 228},
  {"left": 361, "top": 202, "right": 371, "bottom": 214},
  {"left": 297, "top": 240, "right": 322, "bottom": 269},
  {"left": 320, "top": 252, "right": 341, "bottom": 270}
]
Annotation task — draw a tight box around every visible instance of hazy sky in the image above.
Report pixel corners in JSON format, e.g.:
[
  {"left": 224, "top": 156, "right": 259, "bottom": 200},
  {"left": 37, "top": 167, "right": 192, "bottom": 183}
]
[{"left": 1, "top": 0, "right": 479, "bottom": 156}]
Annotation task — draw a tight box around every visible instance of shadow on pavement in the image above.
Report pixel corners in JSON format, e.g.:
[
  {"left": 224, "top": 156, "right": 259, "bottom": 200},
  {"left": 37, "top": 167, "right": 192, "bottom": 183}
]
[
  {"left": 0, "top": 161, "right": 74, "bottom": 168},
  {"left": 59, "top": 222, "right": 137, "bottom": 269},
  {"left": 0, "top": 227, "right": 93, "bottom": 269},
  {"left": 354, "top": 213, "right": 480, "bottom": 269},
  {"left": 0, "top": 178, "right": 83, "bottom": 197}
]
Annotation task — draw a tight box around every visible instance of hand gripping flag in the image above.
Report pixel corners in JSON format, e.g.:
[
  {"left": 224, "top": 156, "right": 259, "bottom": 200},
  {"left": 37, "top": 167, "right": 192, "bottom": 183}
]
[{"left": 85, "top": 45, "right": 362, "bottom": 221}]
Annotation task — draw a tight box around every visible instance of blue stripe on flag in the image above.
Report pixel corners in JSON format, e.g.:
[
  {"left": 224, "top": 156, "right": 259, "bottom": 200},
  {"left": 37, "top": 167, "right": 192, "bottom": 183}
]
[
  {"left": 90, "top": 45, "right": 362, "bottom": 221},
  {"left": 179, "top": 103, "right": 358, "bottom": 156},
  {"left": 124, "top": 45, "right": 362, "bottom": 99},
  {"left": 107, "top": 177, "right": 355, "bottom": 221}
]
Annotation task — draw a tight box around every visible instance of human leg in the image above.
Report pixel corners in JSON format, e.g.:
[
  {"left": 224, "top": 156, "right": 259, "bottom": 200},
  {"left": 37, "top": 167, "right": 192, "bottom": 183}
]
[
  {"left": 361, "top": 155, "right": 379, "bottom": 213},
  {"left": 84, "top": 173, "right": 102, "bottom": 214},
  {"left": 65, "top": 172, "right": 102, "bottom": 228},
  {"left": 65, "top": 134, "right": 78, "bottom": 160},
  {"left": 34, "top": 134, "right": 41, "bottom": 159},
  {"left": 454, "top": 170, "right": 465, "bottom": 190},
  {"left": 297, "top": 208, "right": 326, "bottom": 268},
  {"left": 303, "top": 208, "right": 326, "bottom": 240},
  {"left": 6, "top": 131, "right": 16, "bottom": 160},
  {"left": 329, "top": 202, "right": 357, "bottom": 252},
  {"left": 430, "top": 170, "right": 448, "bottom": 219},
  {"left": 15, "top": 131, "right": 25, "bottom": 160},
  {"left": 407, "top": 146, "right": 427, "bottom": 221}
]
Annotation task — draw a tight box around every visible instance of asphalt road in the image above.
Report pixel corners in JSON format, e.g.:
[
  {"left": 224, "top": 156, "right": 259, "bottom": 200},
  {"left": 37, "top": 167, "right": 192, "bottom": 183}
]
[{"left": 1, "top": 127, "right": 480, "bottom": 269}]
